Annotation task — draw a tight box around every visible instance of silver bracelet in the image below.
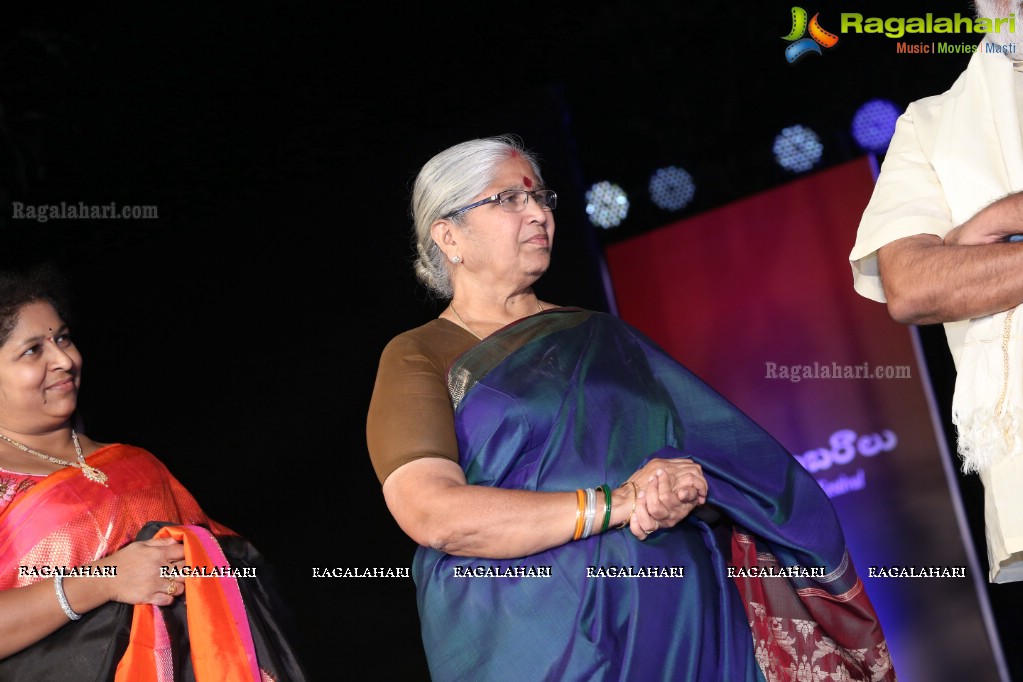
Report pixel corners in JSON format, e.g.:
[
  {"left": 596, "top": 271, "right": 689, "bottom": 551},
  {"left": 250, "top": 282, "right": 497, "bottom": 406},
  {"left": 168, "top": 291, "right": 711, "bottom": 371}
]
[
  {"left": 54, "top": 573, "right": 82, "bottom": 621},
  {"left": 581, "top": 487, "right": 597, "bottom": 539}
]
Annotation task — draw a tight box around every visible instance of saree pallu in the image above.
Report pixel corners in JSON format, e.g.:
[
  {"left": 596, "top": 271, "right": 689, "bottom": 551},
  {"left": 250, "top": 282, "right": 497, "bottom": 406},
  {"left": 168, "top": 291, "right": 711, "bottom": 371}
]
[
  {"left": 414, "top": 309, "right": 894, "bottom": 682},
  {"left": 0, "top": 444, "right": 307, "bottom": 681}
]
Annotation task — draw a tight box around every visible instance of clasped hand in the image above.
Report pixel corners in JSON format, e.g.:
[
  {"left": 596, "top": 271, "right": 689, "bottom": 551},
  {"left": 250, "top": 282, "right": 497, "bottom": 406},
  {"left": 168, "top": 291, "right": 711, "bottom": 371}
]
[{"left": 622, "top": 457, "right": 707, "bottom": 541}]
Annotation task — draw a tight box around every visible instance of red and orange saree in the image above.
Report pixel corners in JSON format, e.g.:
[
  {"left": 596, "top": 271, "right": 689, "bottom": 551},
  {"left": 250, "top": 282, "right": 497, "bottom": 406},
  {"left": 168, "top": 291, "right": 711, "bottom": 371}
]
[{"left": 0, "top": 443, "right": 306, "bottom": 681}]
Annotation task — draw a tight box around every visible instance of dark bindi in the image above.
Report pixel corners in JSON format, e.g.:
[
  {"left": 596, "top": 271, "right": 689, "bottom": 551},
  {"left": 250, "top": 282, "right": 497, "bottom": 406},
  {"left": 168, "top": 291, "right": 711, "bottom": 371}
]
[{"left": 523, "top": 176, "right": 533, "bottom": 188}]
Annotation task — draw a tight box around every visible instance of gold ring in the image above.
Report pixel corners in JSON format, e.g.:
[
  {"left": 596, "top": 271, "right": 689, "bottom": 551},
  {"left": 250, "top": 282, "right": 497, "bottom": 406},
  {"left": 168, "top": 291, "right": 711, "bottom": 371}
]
[
  {"left": 642, "top": 527, "right": 656, "bottom": 534},
  {"left": 166, "top": 580, "right": 178, "bottom": 596}
]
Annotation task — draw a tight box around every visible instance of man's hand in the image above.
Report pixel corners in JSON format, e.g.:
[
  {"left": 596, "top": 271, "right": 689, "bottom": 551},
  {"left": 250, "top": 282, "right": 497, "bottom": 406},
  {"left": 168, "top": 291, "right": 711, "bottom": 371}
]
[{"left": 944, "top": 192, "right": 1023, "bottom": 246}]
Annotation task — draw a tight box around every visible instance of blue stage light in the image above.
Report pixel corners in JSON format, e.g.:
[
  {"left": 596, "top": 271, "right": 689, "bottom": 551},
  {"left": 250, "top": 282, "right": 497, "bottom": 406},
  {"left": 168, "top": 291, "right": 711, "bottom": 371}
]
[
  {"left": 649, "top": 166, "right": 696, "bottom": 212},
  {"left": 585, "top": 181, "right": 630, "bottom": 229},
  {"left": 772, "top": 124, "right": 823, "bottom": 173},
  {"left": 851, "top": 99, "right": 900, "bottom": 153}
]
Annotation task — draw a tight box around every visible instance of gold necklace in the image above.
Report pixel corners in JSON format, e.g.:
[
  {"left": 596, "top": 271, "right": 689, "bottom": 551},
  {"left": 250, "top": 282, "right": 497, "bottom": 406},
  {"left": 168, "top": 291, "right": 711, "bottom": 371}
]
[
  {"left": 449, "top": 305, "right": 482, "bottom": 340},
  {"left": 0, "top": 429, "right": 108, "bottom": 485},
  {"left": 449, "top": 300, "right": 545, "bottom": 340}
]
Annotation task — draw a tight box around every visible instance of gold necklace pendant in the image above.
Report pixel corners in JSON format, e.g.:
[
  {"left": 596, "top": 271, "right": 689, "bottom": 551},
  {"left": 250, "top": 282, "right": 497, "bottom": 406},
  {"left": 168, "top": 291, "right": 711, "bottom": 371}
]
[{"left": 81, "top": 463, "right": 109, "bottom": 485}]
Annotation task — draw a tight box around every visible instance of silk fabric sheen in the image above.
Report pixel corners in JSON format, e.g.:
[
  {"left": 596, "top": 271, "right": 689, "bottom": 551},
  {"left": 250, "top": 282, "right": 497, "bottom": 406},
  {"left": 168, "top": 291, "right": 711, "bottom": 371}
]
[
  {"left": 0, "top": 445, "right": 307, "bottom": 681},
  {"left": 414, "top": 309, "right": 894, "bottom": 681}
]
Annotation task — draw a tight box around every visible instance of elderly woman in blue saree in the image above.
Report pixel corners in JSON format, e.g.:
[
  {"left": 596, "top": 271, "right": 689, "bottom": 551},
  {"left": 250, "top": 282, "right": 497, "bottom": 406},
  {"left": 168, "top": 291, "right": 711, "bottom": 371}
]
[{"left": 366, "top": 135, "right": 896, "bottom": 682}]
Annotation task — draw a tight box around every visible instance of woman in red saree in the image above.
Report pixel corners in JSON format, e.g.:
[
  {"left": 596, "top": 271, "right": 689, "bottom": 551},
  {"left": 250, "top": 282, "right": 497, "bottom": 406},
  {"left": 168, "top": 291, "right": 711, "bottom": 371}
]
[{"left": 0, "top": 266, "right": 306, "bottom": 680}]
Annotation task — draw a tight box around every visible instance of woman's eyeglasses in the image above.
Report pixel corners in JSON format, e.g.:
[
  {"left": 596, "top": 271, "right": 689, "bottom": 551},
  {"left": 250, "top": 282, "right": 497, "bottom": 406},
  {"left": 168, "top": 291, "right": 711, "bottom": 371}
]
[{"left": 443, "top": 189, "right": 557, "bottom": 218}]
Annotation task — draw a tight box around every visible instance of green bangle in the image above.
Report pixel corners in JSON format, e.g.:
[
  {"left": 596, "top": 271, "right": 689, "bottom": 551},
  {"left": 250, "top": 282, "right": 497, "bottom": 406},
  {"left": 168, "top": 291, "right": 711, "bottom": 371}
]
[{"left": 599, "top": 483, "right": 612, "bottom": 533}]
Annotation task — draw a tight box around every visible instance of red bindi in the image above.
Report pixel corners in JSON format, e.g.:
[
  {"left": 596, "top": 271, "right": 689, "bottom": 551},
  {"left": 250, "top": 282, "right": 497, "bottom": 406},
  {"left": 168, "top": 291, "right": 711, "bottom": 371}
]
[{"left": 523, "top": 176, "right": 533, "bottom": 188}]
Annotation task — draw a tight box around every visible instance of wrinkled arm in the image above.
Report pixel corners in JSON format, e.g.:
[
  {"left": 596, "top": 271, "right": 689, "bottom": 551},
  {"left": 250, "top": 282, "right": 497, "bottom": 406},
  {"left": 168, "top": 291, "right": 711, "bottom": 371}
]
[
  {"left": 382, "top": 457, "right": 705, "bottom": 558},
  {"left": 879, "top": 192, "right": 1023, "bottom": 324}
]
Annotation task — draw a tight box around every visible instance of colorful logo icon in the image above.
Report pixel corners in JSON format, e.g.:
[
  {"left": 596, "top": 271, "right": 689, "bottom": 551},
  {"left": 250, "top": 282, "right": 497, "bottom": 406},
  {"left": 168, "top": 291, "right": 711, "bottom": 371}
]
[{"left": 783, "top": 7, "right": 839, "bottom": 63}]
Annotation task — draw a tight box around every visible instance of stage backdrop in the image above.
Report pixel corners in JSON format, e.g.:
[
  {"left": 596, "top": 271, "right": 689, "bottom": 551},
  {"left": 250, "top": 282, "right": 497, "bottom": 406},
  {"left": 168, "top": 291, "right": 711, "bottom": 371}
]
[{"left": 603, "top": 156, "right": 1004, "bottom": 682}]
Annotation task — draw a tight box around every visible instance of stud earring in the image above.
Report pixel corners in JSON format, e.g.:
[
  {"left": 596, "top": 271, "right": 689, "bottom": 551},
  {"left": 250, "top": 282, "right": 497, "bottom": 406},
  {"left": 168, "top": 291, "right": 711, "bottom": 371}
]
[{"left": 451, "top": 255, "right": 462, "bottom": 264}]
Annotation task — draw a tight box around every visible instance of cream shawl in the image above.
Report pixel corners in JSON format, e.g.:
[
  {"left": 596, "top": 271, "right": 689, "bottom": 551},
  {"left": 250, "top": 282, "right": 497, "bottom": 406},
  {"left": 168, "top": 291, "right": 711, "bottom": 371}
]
[{"left": 940, "top": 41, "right": 1023, "bottom": 581}]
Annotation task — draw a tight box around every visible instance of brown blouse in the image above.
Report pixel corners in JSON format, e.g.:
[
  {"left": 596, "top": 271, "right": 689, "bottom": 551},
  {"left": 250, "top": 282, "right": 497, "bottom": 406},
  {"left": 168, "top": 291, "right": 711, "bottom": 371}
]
[{"left": 365, "top": 318, "right": 477, "bottom": 484}]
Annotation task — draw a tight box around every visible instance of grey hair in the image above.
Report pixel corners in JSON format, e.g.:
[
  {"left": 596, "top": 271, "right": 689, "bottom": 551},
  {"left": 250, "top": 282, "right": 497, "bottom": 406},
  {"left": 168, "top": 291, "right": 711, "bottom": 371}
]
[{"left": 410, "top": 134, "right": 545, "bottom": 299}]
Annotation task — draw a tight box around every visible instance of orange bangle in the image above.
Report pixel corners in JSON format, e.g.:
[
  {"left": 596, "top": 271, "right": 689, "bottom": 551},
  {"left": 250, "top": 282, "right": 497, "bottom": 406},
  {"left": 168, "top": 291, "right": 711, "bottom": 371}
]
[{"left": 572, "top": 488, "right": 586, "bottom": 540}]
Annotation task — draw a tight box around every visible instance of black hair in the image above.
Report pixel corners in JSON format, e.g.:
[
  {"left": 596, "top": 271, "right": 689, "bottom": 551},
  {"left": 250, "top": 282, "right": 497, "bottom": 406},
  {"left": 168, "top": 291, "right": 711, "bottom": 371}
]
[{"left": 0, "top": 263, "right": 72, "bottom": 347}]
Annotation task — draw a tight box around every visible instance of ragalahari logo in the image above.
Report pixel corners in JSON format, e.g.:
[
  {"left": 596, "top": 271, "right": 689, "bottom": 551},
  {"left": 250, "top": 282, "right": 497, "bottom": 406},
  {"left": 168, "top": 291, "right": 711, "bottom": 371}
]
[{"left": 783, "top": 7, "right": 839, "bottom": 63}]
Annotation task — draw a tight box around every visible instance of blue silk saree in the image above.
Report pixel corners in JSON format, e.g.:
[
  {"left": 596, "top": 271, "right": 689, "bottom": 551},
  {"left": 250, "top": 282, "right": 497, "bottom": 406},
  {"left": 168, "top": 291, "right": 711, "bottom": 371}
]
[{"left": 413, "top": 309, "right": 894, "bottom": 681}]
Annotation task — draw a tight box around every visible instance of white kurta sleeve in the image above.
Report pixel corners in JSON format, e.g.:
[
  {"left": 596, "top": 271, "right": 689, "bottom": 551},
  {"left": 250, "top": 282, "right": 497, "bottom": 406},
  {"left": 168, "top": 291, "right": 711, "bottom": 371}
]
[{"left": 849, "top": 101, "right": 955, "bottom": 303}]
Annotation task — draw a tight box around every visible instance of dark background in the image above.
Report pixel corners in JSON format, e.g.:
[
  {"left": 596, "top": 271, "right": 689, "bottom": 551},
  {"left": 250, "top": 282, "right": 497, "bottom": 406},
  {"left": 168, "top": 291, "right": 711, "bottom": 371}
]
[{"left": 1, "top": 1, "right": 1010, "bottom": 679}]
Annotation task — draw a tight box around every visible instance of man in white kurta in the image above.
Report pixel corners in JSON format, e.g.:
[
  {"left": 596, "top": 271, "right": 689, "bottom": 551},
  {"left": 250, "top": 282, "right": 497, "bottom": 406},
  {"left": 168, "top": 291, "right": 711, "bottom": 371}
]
[{"left": 850, "top": 17, "right": 1023, "bottom": 582}]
